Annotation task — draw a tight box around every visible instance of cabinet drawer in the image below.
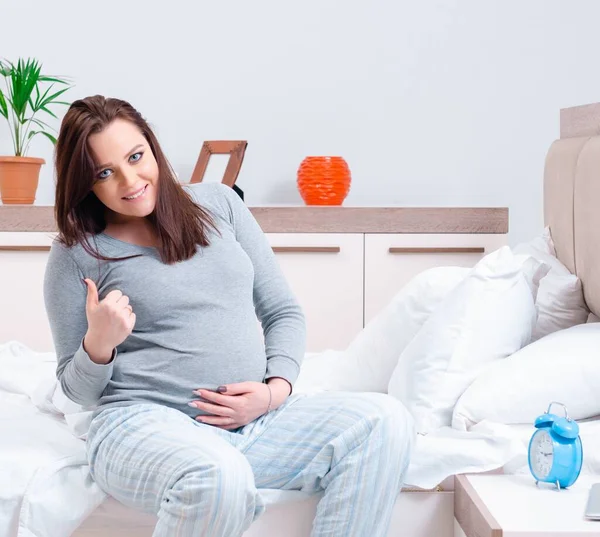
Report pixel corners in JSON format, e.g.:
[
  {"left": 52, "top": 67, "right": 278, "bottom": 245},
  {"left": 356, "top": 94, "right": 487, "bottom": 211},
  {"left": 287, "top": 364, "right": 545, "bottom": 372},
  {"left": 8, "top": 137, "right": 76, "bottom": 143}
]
[
  {"left": 364, "top": 233, "right": 507, "bottom": 323},
  {"left": 266, "top": 233, "right": 363, "bottom": 352},
  {"left": 0, "top": 232, "right": 55, "bottom": 352}
]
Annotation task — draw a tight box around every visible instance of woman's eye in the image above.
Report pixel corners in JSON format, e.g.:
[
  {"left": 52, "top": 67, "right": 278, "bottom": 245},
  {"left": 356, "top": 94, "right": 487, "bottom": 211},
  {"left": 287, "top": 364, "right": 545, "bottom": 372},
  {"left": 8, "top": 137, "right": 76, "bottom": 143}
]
[{"left": 96, "top": 152, "right": 143, "bottom": 180}]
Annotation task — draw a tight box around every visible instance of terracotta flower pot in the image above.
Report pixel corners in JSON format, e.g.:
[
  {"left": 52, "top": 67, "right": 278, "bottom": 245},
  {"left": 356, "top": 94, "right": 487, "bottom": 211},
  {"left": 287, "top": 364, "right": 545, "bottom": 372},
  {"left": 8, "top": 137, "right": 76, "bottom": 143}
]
[
  {"left": 297, "top": 156, "right": 351, "bottom": 206},
  {"left": 0, "top": 156, "right": 45, "bottom": 204}
]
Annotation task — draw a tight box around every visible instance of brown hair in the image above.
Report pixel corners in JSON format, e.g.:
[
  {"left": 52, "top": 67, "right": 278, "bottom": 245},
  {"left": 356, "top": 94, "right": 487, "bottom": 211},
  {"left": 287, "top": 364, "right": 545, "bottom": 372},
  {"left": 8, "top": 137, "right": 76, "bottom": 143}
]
[{"left": 53, "top": 95, "right": 218, "bottom": 265}]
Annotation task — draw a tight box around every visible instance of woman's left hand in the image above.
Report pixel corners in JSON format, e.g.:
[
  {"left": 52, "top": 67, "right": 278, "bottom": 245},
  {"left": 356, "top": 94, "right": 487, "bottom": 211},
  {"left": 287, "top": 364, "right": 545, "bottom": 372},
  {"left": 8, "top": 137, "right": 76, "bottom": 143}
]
[{"left": 190, "top": 380, "right": 288, "bottom": 430}]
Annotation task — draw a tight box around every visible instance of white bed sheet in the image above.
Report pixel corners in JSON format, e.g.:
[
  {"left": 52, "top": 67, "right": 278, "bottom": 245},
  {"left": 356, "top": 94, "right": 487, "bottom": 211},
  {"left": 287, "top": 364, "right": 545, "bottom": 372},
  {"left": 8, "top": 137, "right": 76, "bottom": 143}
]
[{"left": 2, "top": 339, "right": 599, "bottom": 537}]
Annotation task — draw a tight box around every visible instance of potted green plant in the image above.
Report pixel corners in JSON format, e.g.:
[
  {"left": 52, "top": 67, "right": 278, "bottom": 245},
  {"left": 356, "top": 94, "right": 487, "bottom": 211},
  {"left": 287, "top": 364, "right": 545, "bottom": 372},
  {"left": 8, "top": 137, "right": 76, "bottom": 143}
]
[{"left": 0, "top": 57, "right": 73, "bottom": 204}]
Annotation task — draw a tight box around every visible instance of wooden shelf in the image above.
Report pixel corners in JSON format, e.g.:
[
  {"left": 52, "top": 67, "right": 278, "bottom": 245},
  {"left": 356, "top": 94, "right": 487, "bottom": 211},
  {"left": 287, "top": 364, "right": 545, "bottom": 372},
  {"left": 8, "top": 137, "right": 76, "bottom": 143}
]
[{"left": 0, "top": 206, "right": 508, "bottom": 234}]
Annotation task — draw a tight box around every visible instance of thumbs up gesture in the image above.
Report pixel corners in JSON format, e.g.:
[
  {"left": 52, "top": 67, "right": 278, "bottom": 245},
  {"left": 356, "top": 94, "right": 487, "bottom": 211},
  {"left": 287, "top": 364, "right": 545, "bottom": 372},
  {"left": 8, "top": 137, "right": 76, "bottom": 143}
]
[{"left": 82, "top": 279, "right": 136, "bottom": 363}]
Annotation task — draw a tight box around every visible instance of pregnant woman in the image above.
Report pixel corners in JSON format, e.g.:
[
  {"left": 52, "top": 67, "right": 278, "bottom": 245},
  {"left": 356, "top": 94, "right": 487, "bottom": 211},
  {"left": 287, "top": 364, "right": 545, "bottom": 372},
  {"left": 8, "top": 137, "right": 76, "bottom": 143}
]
[{"left": 43, "top": 94, "right": 415, "bottom": 537}]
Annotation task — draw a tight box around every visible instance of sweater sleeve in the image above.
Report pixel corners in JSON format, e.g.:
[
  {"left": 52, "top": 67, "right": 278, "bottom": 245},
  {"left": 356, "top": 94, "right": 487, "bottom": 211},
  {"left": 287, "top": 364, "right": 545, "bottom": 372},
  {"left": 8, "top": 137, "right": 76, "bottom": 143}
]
[
  {"left": 43, "top": 241, "right": 116, "bottom": 406},
  {"left": 218, "top": 184, "right": 307, "bottom": 389}
]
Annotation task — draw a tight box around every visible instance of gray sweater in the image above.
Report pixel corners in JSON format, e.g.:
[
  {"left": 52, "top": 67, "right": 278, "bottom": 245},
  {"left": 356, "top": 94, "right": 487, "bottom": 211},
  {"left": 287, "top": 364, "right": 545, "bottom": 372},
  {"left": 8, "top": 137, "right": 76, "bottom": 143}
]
[{"left": 43, "top": 182, "right": 306, "bottom": 418}]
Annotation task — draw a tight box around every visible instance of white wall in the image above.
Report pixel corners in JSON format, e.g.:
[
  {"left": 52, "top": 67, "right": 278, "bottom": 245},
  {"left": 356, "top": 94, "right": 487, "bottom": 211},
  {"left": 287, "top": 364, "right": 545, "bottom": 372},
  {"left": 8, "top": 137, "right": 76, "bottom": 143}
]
[{"left": 1, "top": 0, "right": 599, "bottom": 244}]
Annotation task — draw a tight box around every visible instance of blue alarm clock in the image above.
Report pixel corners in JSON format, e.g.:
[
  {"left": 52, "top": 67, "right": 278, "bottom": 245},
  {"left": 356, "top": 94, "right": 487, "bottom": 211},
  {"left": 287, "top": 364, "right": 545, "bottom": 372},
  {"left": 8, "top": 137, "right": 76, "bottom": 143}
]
[{"left": 528, "top": 401, "right": 583, "bottom": 490}]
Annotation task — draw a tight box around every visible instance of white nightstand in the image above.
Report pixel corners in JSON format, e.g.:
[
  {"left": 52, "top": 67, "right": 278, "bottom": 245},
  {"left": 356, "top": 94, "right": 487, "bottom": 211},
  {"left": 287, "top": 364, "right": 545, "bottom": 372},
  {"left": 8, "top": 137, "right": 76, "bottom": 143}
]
[{"left": 454, "top": 474, "right": 600, "bottom": 536}]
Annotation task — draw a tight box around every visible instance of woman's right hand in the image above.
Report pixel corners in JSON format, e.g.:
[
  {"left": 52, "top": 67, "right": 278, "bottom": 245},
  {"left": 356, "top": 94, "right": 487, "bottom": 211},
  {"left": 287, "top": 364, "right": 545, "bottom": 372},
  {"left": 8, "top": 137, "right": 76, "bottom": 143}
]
[{"left": 83, "top": 279, "right": 136, "bottom": 363}]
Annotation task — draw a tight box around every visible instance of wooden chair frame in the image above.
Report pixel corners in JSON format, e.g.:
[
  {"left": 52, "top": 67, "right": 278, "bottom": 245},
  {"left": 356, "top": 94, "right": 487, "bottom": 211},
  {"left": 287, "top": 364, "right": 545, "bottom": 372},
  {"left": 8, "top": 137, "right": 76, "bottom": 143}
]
[{"left": 189, "top": 140, "right": 248, "bottom": 186}]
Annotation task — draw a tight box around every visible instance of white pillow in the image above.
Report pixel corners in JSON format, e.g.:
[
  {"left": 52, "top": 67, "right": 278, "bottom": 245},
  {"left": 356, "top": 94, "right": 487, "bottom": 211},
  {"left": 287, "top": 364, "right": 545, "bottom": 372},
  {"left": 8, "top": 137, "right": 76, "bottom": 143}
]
[
  {"left": 344, "top": 265, "right": 469, "bottom": 392},
  {"left": 388, "top": 246, "right": 549, "bottom": 434},
  {"left": 294, "top": 266, "right": 469, "bottom": 394},
  {"left": 452, "top": 323, "right": 600, "bottom": 429},
  {"left": 513, "top": 227, "right": 589, "bottom": 341}
]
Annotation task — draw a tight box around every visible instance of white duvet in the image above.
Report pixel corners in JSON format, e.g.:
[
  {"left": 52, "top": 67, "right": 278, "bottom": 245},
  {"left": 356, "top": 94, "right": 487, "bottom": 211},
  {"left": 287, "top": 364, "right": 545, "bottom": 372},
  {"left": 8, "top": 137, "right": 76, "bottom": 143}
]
[
  {"left": 2, "top": 340, "right": 600, "bottom": 537},
  {"left": 0, "top": 343, "right": 106, "bottom": 537}
]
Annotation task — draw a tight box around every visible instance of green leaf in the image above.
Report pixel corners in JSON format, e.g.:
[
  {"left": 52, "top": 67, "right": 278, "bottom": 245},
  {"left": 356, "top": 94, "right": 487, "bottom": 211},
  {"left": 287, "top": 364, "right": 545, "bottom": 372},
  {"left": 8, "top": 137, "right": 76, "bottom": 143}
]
[
  {"left": 25, "top": 130, "right": 56, "bottom": 145},
  {"left": 39, "top": 86, "right": 70, "bottom": 109},
  {"left": 0, "top": 89, "right": 8, "bottom": 118},
  {"left": 40, "top": 105, "right": 58, "bottom": 119},
  {"left": 33, "top": 83, "right": 53, "bottom": 111},
  {"left": 10, "top": 57, "right": 41, "bottom": 119},
  {"left": 40, "top": 131, "right": 57, "bottom": 144},
  {"left": 31, "top": 84, "right": 41, "bottom": 110},
  {"left": 0, "top": 59, "right": 13, "bottom": 77},
  {"left": 24, "top": 117, "right": 55, "bottom": 131},
  {"left": 38, "top": 75, "right": 71, "bottom": 85}
]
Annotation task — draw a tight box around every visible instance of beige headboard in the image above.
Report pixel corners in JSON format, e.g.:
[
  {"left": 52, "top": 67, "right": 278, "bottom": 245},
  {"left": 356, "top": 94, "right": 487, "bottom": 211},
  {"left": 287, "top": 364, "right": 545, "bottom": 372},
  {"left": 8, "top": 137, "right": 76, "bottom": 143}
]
[{"left": 544, "top": 102, "right": 600, "bottom": 317}]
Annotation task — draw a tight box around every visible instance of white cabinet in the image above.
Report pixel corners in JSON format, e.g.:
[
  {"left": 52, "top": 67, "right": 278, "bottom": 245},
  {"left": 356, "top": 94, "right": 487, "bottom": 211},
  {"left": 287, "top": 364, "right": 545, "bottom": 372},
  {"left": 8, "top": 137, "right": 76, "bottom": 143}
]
[
  {"left": 364, "top": 234, "right": 507, "bottom": 323},
  {"left": 0, "top": 232, "right": 55, "bottom": 352},
  {"left": 266, "top": 233, "right": 508, "bottom": 351},
  {"left": 266, "top": 233, "right": 364, "bottom": 352}
]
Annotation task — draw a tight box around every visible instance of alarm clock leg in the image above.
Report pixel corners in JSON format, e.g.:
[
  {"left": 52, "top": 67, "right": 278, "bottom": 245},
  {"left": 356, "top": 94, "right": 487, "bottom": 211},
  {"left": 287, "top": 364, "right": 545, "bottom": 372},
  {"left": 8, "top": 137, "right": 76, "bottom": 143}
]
[{"left": 556, "top": 481, "right": 561, "bottom": 491}]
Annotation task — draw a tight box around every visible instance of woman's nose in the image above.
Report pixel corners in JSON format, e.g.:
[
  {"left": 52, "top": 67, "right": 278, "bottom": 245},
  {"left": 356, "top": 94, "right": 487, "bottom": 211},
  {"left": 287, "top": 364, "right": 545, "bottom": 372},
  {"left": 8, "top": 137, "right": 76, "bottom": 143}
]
[{"left": 121, "top": 167, "right": 140, "bottom": 187}]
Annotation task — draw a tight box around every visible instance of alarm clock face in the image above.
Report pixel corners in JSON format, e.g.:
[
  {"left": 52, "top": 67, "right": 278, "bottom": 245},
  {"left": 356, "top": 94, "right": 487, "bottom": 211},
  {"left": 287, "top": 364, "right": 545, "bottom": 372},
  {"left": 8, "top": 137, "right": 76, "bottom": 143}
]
[{"left": 529, "top": 429, "right": 554, "bottom": 479}]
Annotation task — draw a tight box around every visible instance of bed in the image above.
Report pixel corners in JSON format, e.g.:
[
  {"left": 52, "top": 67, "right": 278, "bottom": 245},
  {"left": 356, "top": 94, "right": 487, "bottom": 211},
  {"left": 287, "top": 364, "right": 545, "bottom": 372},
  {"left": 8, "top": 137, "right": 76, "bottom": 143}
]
[{"left": 1, "top": 102, "right": 599, "bottom": 537}]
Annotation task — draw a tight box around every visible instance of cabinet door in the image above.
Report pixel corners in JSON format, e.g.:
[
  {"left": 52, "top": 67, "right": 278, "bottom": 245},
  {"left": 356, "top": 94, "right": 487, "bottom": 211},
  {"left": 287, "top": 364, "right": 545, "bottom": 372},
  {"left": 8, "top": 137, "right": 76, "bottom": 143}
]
[
  {"left": 0, "top": 232, "right": 56, "bottom": 352},
  {"left": 364, "top": 233, "right": 507, "bottom": 323},
  {"left": 266, "top": 233, "right": 364, "bottom": 352}
]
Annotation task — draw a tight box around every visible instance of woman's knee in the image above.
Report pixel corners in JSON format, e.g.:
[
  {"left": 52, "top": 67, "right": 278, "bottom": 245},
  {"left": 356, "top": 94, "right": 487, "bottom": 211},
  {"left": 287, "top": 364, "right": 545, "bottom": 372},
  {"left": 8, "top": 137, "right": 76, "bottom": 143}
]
[
  {"left": 354, "top": 393, "right": 415, "bottom": 459},
  {"left": 164, "top": 451, "right": 259, "bottom": 518}
]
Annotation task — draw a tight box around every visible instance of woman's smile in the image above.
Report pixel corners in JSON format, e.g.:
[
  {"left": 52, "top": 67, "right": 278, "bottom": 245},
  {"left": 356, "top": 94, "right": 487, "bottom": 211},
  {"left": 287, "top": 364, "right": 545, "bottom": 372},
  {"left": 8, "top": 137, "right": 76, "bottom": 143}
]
[{"left": 122, "top": 184, "right": 148, "bottom": 201}]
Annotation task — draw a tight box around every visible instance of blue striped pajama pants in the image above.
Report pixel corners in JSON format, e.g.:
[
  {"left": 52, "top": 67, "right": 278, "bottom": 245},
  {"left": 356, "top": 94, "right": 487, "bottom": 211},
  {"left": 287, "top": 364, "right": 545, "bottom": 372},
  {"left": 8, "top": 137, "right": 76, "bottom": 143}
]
[{"left": 86, "top": 391, "right": 415, "bottom": 537}]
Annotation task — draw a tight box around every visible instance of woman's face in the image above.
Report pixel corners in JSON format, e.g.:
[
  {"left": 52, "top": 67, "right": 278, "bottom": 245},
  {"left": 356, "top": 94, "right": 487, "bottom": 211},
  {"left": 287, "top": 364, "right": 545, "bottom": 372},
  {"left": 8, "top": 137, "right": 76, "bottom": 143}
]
[{"left": 88, "top": 118, "right": 159, "bottom": 225}]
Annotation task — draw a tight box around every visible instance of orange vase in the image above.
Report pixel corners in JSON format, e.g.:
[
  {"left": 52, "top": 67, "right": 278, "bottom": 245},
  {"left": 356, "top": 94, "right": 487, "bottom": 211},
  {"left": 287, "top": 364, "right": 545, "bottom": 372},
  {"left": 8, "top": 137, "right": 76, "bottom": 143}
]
[{"left": 297, "top": 156, "right": 351, "bottom": 205}]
